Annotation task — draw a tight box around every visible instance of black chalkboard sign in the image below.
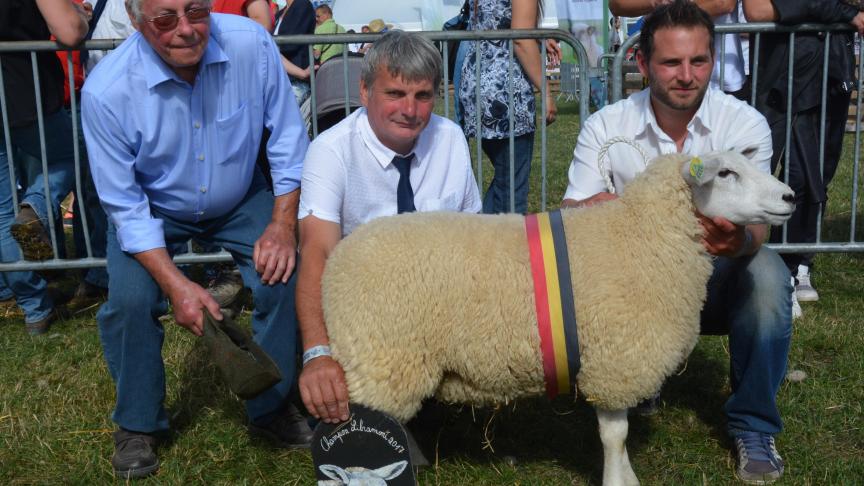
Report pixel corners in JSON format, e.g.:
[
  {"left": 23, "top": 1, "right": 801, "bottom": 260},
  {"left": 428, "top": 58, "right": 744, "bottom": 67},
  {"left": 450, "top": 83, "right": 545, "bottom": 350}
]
[{"left": 311, "top": 404, "right": 416, "bottom": 485}]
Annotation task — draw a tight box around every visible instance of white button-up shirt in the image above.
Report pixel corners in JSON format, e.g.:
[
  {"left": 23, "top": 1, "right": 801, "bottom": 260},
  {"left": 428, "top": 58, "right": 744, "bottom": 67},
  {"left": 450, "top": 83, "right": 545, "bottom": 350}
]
[
  {"left": 564, "top": 88, "right": 772, "bottom": 201},
  {"left": 299, "top": 109, "right": 482, "bottom": 237}
]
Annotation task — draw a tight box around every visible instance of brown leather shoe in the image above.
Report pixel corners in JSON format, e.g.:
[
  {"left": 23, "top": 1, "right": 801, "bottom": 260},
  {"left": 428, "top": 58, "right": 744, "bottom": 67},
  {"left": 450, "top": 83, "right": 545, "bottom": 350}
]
[
  {"left": 112, "top": 429, "right": 159, "bottom": 479},
  {"left": 10, "top": 206, "right": 54, "bottom": 261},
  {"left": 66, "top": 281, "right": 108, "bottom": 314},
  {"left": 25, "top": 308, "right": 66, "bottom": 336},
  {"left": 248, "top": 403, "right": 314, "bottom": 449}
]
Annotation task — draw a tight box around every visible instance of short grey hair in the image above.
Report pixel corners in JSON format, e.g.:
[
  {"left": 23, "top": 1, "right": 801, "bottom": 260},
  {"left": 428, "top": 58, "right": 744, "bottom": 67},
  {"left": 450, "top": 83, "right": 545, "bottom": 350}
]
[
  {"left": 125, "top": 0, "right": 213, "bottom": 21},
  {"left": 361, "top": 31, "right": 442, "bottom": 92}
]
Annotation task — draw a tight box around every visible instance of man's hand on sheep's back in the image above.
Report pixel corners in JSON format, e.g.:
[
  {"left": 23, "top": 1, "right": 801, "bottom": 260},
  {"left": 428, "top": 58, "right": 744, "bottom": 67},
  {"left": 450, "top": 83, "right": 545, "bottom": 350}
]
[
  {"left": 698, "top": 215, "right": 749, "bottom": 257},
  {"left": 168, "top": 280, "right": 223, "bottom": 337},
  {"left": 299, "top": 357, "right": 350, "bottom": 423},
  {"left": 561, "top": 191, "right": 619, "bottom": 209}
]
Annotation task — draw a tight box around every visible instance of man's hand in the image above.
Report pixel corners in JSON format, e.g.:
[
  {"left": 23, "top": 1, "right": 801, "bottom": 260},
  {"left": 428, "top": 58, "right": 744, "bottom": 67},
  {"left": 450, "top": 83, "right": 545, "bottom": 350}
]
[
  {"left": 851, "top": 11, "right": 864, "bottom": 35},
  {"left": 545, "top": 92, "right": 558, "bottom": 125},
  {"left": 167, "top": 279, "right": 223, "bottom": 336},
  {"left": 299, "top": 356, "right": 350, "bottom": 423},
  {"left": 561, "top": 191, "right": 618, "bottom": 208},
  {"left": 545, "top": 39, "right": 562, "bottom": 66},
  {"left": 699, "top": 215, "right": 747, "bottom": 257},
  {"left": 254, "top": 221, "right": 297, "bottom": 285}
]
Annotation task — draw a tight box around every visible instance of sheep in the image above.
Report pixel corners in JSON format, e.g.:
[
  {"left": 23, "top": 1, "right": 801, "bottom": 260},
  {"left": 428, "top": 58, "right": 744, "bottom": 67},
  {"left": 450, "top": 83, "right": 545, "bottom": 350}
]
[{"left": 320, "top": 151, "right": 794, "bottom": 486}]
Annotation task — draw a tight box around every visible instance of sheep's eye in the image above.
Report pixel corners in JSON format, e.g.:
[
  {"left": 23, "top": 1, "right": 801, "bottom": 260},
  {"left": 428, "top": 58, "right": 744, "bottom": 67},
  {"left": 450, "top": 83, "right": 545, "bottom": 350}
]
[{"left": 718, "top": 169, "right": 737, "bottom": 178}]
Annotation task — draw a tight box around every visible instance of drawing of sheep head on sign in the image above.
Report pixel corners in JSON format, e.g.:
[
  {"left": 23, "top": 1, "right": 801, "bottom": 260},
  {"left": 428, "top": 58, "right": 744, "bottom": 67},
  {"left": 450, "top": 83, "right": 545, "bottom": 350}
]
[{"left": 317, "top": 461, "right": 408, "bottom": 485}]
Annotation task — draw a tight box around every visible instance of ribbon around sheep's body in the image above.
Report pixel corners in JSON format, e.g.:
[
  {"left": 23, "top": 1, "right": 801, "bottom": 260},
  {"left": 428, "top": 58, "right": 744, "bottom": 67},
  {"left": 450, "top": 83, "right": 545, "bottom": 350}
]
[{"left": 525, "top": 210, "right": 581, "bottom": 398}]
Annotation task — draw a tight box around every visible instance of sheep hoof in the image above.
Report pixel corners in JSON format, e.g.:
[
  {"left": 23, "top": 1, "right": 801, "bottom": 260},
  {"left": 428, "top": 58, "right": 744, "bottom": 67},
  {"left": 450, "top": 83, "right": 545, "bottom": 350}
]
[{"left": 311, "top": 404, "right": 417, "bottom": 485}]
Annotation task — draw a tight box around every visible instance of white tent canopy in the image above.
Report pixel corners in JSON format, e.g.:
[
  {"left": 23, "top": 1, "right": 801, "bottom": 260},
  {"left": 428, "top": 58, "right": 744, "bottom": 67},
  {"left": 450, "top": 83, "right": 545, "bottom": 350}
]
[{"left": 328, "top": 0, "right": 559, "bottom": 33}]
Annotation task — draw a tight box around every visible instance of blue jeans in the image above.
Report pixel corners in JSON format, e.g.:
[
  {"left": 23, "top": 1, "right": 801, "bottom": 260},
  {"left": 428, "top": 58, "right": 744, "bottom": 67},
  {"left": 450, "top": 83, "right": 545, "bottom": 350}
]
[
  {"left": 97, "top": 174, "right": 299, "bottom": 433},
  {"left": 700, "top": 247, "right": 792, "bottom": 437},
  {"left": 481, "top": 133, "right": 535, "bottom": 214},
  {"left": 0, "top": 110, "right": 76, "bottom": 323},
  {"left": 69, "top": 106, "right": 109, "bottom": 288},
  {"left": 13, "top": 110, "right": 77, "bottom": 229}
]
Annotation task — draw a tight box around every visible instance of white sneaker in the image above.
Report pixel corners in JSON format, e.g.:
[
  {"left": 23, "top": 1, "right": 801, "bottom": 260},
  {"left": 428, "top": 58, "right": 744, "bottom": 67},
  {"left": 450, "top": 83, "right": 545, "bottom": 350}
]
[
  {"left": 790, "top": 276, "right": 803, "bottom": 320},
  {"left": 795, "top": 265, "right": 819, "bottom": 302}
]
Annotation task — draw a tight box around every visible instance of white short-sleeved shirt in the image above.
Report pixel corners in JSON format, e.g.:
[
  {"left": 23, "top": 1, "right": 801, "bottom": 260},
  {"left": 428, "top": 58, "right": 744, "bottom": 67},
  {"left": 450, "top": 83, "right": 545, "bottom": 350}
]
[
  {"left": 563, "top": 87, "right": 772, "bottom": 201},
  {"left": 299, "top": 108, "right": 482, "bottom": 237},
  {"left": 711, "top": 5, "right": 747, "bottom": 92}
]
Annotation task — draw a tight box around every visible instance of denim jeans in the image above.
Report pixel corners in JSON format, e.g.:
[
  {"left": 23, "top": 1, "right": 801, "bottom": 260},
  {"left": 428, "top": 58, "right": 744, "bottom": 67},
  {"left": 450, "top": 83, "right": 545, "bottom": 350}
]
[
  {"left": 700, "top": 247, "right": 792, "bottom": 437},
  {"left": 0, "top": 110, "right": 76, "bottom": 323},
  {"left": 480, "top": 133, "right": 535, "bottom": 214},
  {"left": 13, "top": 110, "right": 77, "bottom": 228},
  {"left": 68, "top": 106, "right": 109, "bottom": 288},
  {"left": 97, "top": 174, "right": 299, "bottom": 433}
]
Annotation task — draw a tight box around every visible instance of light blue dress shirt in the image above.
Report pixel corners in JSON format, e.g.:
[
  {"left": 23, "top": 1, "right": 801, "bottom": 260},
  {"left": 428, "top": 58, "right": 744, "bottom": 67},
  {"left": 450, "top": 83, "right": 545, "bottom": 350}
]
[{"left": 82, "top": 14, "right": 307, "bottom": 254}]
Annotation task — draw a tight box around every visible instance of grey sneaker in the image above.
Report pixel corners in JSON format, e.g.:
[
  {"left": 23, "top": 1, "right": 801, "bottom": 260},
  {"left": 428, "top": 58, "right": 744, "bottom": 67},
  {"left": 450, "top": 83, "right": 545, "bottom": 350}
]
[
  {"left": 206, "top": 269, "right": 244, "bottom": 308},
  {"left": 795, "top": 265, "right": 819, "bottom": 302},
  {"left": 10, "top": 205, "right": 54, "bottom": 261},
  {"left": 734, "top": 431, "right": 784, "bottom": 484}
]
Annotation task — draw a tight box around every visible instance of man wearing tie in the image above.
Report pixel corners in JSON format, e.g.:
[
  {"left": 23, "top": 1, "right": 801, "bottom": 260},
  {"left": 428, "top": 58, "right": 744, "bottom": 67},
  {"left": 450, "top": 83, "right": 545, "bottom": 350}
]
[{"left": 296, "top": 30, "right": 482, "bottom": 424}]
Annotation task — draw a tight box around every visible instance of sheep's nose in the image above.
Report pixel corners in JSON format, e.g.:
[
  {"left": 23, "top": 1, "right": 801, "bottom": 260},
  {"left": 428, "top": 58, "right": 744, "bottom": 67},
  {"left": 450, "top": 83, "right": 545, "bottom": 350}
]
[{"left": 782, "top": 193, "right": 794, "bottom": 204}]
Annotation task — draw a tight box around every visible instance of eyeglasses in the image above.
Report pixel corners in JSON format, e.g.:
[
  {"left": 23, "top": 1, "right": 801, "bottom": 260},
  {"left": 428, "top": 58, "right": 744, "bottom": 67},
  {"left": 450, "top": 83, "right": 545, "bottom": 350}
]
[{"left": 146, "top": 6, "right": 211, "bottom": 32}]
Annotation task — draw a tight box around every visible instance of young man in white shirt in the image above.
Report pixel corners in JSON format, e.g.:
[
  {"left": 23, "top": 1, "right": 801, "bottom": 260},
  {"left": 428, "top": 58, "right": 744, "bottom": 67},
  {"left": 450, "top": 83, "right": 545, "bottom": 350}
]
[
  {"left": 296, "top": 30, "right": 482, "bottom": 424},
  {"left": 563, "top": 2, "right": 791, "bottom": 483}
]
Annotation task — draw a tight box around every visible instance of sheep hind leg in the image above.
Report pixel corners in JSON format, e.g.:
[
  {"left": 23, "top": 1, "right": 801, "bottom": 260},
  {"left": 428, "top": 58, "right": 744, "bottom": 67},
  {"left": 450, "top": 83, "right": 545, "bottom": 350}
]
[{"left": 596, "top": 408, "right": 639, "bottom": 486}]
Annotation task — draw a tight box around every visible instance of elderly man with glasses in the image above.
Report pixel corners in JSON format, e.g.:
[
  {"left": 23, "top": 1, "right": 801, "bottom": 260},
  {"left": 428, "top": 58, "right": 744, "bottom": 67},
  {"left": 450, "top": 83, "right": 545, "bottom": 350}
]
[{"left": 81, "top": 0, "right": 310, "bottom": 478}]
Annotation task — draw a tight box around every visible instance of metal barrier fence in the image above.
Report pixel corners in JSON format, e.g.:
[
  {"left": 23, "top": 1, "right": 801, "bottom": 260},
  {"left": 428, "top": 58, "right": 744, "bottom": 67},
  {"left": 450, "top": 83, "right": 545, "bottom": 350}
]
[
  {"left": 610, "top": 23, "right": 864, "bottom": 253},
  {"left": 0, "top": 29, "right": 589, "bottom": 272}
]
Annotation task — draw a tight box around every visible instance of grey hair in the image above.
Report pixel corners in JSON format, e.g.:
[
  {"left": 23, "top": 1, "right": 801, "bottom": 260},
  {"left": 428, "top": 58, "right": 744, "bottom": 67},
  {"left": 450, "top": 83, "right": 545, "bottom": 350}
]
[
  {"left": 361, "top": 30, "right": 442, "bottom": 92},
  {"left": 125, "top": 0, "right": 213, "bottom": 21}
]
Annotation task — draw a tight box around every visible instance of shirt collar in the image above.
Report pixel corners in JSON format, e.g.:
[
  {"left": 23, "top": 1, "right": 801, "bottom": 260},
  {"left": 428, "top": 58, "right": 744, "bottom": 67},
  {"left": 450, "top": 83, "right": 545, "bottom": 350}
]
[
  {"left": 140, "top": 31, "right": 229, "bottom": 89},
  {"left": 358, "top": 108, "right": 431, "bottom": 168},
  {"left": 634, "top": 86, "right": 713, "bottom": 140}
]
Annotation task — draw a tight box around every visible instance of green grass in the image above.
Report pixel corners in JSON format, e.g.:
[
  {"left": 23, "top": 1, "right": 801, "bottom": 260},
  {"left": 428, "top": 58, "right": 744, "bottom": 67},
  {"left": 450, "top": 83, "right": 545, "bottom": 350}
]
[{"left": 1, "top": 95, "right": 863, "bottom": 484}]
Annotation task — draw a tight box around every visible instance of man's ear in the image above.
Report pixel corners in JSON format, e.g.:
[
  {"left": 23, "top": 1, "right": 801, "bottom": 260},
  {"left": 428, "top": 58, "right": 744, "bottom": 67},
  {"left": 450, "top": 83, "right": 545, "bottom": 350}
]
[
  {"left": 359, "top": 79, "right": 369, "bottom": 107},
  {"left": 126, "top": 5, "right": 141, "bottom": 31},
  {"left": 636, "top": 49, "right": 648, "bottom": 79}
]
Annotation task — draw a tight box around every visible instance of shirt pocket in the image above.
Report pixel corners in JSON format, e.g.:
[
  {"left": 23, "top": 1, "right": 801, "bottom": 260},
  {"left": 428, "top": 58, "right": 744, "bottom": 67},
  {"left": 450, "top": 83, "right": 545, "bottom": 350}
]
[
  {"left": 417, "top": 192, "right": 460, "bottom": 212},
  {"left": 214, "top": 103, "right": 251, "bottom": 165}
]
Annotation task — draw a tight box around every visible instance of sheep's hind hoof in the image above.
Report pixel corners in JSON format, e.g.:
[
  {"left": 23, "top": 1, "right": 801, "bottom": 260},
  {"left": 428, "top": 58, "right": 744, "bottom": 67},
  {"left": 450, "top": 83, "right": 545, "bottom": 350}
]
[{"left": 311, "top": 404, "right": 417, "bottom": 485}]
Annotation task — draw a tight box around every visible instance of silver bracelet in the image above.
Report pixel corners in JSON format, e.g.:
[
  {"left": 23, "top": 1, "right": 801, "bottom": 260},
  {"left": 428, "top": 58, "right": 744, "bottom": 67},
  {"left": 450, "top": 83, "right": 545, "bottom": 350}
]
[{"left": 302, "top": 345, "right": 332, "bottom": 366}]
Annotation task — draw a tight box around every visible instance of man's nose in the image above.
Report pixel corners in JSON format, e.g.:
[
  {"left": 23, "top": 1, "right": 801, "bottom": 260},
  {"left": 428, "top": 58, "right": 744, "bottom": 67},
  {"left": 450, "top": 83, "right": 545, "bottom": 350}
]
[
  {"left": 677, "top": 63, "right": 694, "bottom": 84},
  {"left": 401, "top": 97, "right": 416, "bottom": 118},
  {"left": 175, "top": 15, "right": 195, "bottom": 36}
]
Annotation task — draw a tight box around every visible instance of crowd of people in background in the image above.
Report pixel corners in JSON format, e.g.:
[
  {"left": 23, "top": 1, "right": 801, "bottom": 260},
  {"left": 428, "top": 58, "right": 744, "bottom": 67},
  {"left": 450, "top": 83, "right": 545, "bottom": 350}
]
[{"left": 2, "top": 0, "right": 863, "bottom": 483}]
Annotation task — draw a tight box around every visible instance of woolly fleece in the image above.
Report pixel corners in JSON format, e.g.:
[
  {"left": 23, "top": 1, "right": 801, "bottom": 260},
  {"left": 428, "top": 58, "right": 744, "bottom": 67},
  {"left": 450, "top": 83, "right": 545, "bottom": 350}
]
[{"left": 322, "top": 153, "right": 713, "bottom": 422}]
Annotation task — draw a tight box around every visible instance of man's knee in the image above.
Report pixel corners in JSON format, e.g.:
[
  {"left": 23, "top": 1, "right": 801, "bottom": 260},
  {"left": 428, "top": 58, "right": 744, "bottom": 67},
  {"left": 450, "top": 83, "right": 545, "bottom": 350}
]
[{"left": 738, "top": 248, "right": 792, "bottom": 339}]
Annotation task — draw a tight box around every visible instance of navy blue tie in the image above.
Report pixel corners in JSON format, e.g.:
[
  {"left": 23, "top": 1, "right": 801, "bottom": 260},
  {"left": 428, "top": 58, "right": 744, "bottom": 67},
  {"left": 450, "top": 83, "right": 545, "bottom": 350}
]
[{"left": 392, "top": 155, "right": 416, "bottom": 214}]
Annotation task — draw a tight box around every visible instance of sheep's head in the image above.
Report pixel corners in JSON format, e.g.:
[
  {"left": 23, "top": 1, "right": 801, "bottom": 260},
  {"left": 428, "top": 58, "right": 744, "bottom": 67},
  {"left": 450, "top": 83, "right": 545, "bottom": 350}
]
[
  {"left": 318, "top": 461, "right": 408, "bottom": 485},
  {"left": 681, "top": 149, "right": 794, "bottom": 226}
]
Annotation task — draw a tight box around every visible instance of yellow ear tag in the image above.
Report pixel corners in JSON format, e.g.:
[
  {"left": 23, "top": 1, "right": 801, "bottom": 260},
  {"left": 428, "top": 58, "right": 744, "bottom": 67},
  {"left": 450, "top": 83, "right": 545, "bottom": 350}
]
[{"left": 689, "top": 156, "right": 704, "bottom": 180}]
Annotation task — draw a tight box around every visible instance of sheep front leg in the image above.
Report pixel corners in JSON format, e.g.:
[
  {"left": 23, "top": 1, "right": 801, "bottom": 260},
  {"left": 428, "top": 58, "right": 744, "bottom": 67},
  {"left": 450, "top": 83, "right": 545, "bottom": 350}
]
[{"left": 596, "top": 408, "right": 639, "bottom": 486}]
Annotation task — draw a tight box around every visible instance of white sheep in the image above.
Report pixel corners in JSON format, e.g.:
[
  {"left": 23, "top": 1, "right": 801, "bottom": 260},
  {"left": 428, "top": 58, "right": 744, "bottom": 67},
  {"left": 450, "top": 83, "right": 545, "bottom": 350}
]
[{"left": 320, "top": 151, "right": 794, "bottom": 486}]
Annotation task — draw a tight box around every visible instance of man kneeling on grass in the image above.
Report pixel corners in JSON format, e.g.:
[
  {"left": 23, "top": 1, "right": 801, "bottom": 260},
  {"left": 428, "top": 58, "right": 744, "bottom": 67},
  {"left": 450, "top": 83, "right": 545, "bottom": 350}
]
[{"left": 82, "top": 0, "right": 310, "bottom": 478}]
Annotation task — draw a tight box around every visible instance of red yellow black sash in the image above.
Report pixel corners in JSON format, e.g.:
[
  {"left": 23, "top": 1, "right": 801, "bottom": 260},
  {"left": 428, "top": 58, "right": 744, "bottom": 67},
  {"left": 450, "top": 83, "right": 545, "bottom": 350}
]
[{"left": 525, "top": 210, "right": 581, "bottom": 398}]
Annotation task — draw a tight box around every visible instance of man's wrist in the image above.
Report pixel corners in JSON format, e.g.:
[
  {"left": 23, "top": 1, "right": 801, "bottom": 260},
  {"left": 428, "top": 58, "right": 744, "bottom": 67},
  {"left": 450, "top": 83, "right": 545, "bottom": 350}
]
[
  {"left": 733, "top": 228, "right": 754, "bottom": 258},
  {"left": 302, "top": 345, "right": 332, "bottom": 366}
]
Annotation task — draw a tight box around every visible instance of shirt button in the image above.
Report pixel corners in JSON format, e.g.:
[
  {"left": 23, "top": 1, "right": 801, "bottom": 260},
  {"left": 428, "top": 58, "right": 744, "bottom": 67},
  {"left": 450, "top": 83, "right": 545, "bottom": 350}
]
[
  {"left": 194, "top": 121, "right": 201, "bottom": 129},
  {"left": 200, "top": 186, "right": 207, "bottom": 193},
  {"left": 198, "top": 154, "right": 204, "bottom": 161}
]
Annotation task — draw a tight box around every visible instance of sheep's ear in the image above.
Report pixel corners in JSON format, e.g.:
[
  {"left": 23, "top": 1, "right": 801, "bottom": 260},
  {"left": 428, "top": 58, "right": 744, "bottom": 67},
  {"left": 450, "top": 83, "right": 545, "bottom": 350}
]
[
  {"left": 680, "top": 155, "right": 720, "bottom": 186},
  {"left": 319, "top": 464, "right": 350, "bottom": 482},
  {"left": 739, "top": 146, "right": 759, "bottom": 160},
  {"left": 373, "top": 460, "right": 408, "bottom": 480}
]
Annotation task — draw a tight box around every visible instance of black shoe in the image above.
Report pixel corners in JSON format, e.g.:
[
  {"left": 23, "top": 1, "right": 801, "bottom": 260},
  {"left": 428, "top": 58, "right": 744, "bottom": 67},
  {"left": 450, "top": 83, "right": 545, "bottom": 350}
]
[
  {"left": 112, "top": 429, "right": 159, "bottom": 479},
  {"left": 248, "top": 403, "right": 314, "bottom": 449},
  {"left": 10, "top": 206, "right": 54, "bottom": 261},
  {"left": 66, "top": 281, "right": 108, "bottom": 314}
]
